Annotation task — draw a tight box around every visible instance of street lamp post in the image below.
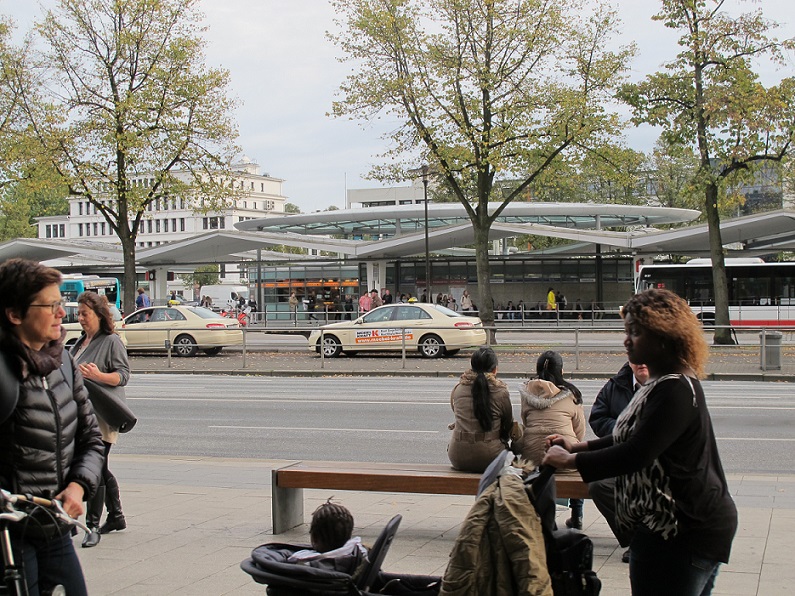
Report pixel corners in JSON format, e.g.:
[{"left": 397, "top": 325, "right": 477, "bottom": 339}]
[{"left": 420, "top": 165, "right": 431, "bottom": 302}]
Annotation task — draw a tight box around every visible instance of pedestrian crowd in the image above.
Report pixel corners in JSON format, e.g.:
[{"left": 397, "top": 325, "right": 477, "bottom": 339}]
[
  {"left": 445, "top": 287, "right": 736, "bottom": 595},
  {"left": 0, "top": 257, "right": 736, "bottom": 596}
]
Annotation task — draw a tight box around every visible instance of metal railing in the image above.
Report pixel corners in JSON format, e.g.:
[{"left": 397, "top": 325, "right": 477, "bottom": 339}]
[{"left": 119, "top": 322, "right": 794, "bottom": 374}]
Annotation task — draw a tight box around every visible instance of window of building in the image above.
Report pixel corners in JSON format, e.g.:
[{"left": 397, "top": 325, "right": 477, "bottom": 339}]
[
  {"left": 78, "top": 223, "right": 83, "bottom": 236},
  {"left": 180, "top": 218, "right": 185, "bottom": 231},
  {"left": 147, "top": 220, "right": 152, "bottom": 234},
  {"left": 93, "top": 223, "right": 98, "bottom": 236},
  {"left": 261, "top": 183, "right": 264, "bottom": 192},
  {"left": 164, "top": 219, "right": 169, "bottom": 232},
  {"left": 78, "top": 203, "right": 83, "bottom": 215},
  {"left": 243, "top": 201, "right": 247, "bottom": 209},
  {"left": 85, "top": 224, "right": 90, "bottom": 236},
  {"left": 171, "top": 218, "right": 176, "bottom": 231},
  {"left": 155, "top": 219, "right": 161, "bottom": 233},
  {"left": 101, "top": 222, "right": 106, "bottom": 235}
]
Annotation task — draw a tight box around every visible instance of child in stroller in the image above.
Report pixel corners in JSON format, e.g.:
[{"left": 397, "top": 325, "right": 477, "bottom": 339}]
[{"left": 242, "top": 454, "right": 599, "bottom": 595}]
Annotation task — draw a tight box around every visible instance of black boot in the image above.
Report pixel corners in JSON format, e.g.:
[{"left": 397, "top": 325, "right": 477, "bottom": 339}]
[
  {"left": 565, "top": 498, "right": 584, "bottom": 530},
  {"left": 82, "top": 486, "right": 104, "bottom": 548},
  {"left": 99, "top": 476, "right": 126, "bottom": 534}
]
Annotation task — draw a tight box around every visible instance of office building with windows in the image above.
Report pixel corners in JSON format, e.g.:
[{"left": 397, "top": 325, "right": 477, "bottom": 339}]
[{"left": 36, "top": 155, "right": 286, "bottom": 249}]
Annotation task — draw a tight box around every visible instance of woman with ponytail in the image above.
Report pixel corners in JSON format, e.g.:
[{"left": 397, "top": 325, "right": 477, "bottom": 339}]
[
  {"left": 518, "top": 350, "right": 586, "bottom": 528},
  {"left": 447, "top": 347, "right": 519, "bottom": 472}
]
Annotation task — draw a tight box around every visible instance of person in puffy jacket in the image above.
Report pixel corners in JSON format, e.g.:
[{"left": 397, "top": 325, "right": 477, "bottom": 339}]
[
  {"left": 447, "top": 347, "right": 519, "bottom": 472},
  {"left": 517, "top": 350, "right": 586, "bottom": 529},
  {"left": 0, "top": 258, "right": 104, "bottom": 596}
]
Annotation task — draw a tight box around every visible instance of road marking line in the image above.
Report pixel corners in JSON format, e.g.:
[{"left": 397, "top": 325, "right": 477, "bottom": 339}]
[
  {"left": 208, "top": 425, "right": 438, "bottom": 433},
  {"left": 129, "top": 398, "right": 448, "bottom": 404},
  {"left": 718, "top": 437, "right": 795, "bottom": 442}
]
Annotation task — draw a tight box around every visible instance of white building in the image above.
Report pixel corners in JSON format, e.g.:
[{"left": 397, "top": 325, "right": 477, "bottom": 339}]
[
  {"left": 346, "top": 180, "right": 428, "bottom": 209},
  {"left": 38, "top": 156, "right": 286, "bottom": 246},
  {"left": 35, "top": 156, "right": 288, "bottom": 293}
]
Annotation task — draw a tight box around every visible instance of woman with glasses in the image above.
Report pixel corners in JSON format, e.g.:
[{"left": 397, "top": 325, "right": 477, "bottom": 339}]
[
  {"left": 71, "top": 291, "right": 131, "bottom": 548},
  {"left": 0, "top": 258, "right": 104, "bottom": 596}
]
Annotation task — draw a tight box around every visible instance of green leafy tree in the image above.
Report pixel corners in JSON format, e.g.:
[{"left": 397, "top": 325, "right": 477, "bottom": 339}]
[
  {"left": 0, "top": 161, "right": 69, "bottom": 240},
  {"left": 619, "top": 0, "right": 795, "bottom": 344},
  {"left": 180, "top": 264, "right": 220, "bottom": 290},
  {"left": 330, "top": 0, "right": 635, "bottom": 330},
  {"left": 284, "top": 202, "right": 302, "bottom": 214},
  {"left": 20, "top": 0, "right": 240, "bottom": 311}
]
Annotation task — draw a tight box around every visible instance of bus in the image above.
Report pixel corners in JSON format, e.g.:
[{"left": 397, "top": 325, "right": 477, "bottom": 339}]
[
  {"left": 60, "top": 274, "right": 122, "bottom": 310},
  {"left": 636, "top": 258, "right": 795, "bottom": 326}
]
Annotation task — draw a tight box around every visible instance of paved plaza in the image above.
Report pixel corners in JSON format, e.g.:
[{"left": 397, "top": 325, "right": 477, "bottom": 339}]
[
  {"left": 75, "top": 455, "right": 795, "bottom": 595},
  {"left": 73, "top": 345, "right": 795, "bottom": 595}
]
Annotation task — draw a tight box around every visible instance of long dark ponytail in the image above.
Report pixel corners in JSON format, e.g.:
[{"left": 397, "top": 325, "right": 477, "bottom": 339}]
[
  {"left": 536, "top": 350, "right": 582, "bottom": 404},
  {"left": 471, "top": 346, "right": 499, "bottom": 431}
]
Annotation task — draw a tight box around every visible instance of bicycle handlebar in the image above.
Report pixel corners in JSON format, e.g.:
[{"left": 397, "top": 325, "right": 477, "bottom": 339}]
[{"left": 0, "top": 488, "right": 90, "bottom": 533}]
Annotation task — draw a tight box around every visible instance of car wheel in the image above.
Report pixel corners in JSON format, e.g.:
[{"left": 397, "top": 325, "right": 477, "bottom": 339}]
[
  {"left": 318, "top": 335, "right": 342, "bottom": 358},
  {"left": 445, "top": 349, "right": 460, "bottom": 357},
  {"left": 419, "top": 334, "right": 445, "bottom": 358},
  {"left": 203, "top": 346, "right": 223, "bottom": 356},
  {"left": 173, "top": 334, "right": 198, "bottom": 357}
]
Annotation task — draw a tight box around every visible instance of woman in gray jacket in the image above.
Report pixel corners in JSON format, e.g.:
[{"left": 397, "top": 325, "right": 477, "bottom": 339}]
[{"left": 72, "top": 291, "right": 131, "bottom": 547}]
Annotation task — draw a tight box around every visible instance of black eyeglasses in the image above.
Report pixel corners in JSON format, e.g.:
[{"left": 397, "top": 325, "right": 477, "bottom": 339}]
[{"left": 29, "top": 299, "right": 67, "bottom": 315}]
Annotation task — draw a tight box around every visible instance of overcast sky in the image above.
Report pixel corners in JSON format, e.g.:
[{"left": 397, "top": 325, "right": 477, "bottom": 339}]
[{"left": 4, "top": 0, "right": 793, "bottom": 212}]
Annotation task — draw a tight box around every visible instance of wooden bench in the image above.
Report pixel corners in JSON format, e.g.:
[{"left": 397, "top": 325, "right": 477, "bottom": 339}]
[{"left": 271, "top": 460, "right": 589, "bottom": 534}]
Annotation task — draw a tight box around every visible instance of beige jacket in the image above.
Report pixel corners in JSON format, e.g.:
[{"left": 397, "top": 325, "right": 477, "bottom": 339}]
[
  {"left": 447, "top": 370, "right": 515, "bottom": 473},
  {"left": 517, "top": 379, "right": 585, "bottom": 468},
  {"left": 441, "top": 473, "right": 552, "bottom": 595}
]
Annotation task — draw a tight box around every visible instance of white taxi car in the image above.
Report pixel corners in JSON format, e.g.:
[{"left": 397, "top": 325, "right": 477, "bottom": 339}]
[
  {"left": 122, "top": 305, "right": 243, "bottom": 357},
  {"left": 308, "top": 303, "right": 487, "bottom": 358}
]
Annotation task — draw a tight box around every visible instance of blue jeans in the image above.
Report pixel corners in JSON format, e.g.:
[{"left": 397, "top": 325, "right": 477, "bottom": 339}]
[
  {"left": 2, "top": 531, "right": 88, "bottom": 596},
  {"left": 629, "top": 527, "right": 720, "bottom": 596}
]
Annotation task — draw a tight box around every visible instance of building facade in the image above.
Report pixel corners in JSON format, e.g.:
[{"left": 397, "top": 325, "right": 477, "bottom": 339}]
[{"left": 37, "top": 156, "right": 286, "bottom": 249}]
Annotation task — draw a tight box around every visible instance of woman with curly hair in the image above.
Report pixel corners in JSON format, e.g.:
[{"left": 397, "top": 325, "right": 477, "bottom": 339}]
[
  {"left": 447, "top": 347, "right": 519, "bottom": 472},
  {"left": 517, "top": 351, "right": 586, "bottom": 528},
  {"left": 543, "top": 288, "right": 736, "bottom": 595}
]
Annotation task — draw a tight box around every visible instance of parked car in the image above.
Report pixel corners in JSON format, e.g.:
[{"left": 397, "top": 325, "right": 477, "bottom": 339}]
[
  {"left": 308, "top": 303, "right": 487, "bottom": 358},
  {"left": 122, "top": 305, "right": 243, "bottom": 357},
  {"left": 62, "top": 302, "right": 128, "bottom": 348}
]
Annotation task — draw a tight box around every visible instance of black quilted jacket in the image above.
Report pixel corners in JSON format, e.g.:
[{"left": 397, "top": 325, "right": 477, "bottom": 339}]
[{"left": 0, "top": 345, "right": 104, "bottom": 500}]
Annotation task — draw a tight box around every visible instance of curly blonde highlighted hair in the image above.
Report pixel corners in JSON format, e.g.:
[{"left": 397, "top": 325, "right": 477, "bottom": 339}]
[{"left": 621, "top": 288, "right": 709, "bottom": 378}]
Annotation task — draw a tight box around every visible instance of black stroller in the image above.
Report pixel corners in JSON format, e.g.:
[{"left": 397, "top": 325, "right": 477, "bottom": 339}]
[
  {"left": 240, "top": 513, "right": 441, "bottom": 595},
  {"left": 241, "top": 452, "right": 599, "bottom": 595}
]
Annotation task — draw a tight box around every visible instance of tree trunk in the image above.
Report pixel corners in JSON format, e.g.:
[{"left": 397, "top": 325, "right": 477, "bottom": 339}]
[
  {"left": 121, "top": 234, "right": 138, "bottom": 316},
  {"left": 704, "top": 182, "right": 734, "bottom": 344},
  {"left": 473, "top": 219, "right": 496, "bottom": 343}
]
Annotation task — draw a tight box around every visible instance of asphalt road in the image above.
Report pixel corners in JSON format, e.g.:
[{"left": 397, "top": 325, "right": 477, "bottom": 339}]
[{"left": 118, "top": 375, "right": 795, "bottom": 474}]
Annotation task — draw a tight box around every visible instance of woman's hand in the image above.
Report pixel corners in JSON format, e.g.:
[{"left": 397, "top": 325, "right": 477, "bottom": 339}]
[
  {"left": 55, "top": 482, "right": 85, "bottom": 518},
  {"left": 78, "top": 362, "right": 120, "bottom": 386},
  {"left": 545, "top": 434, "right": 573, "bottom": 452},
  {"left": 542, "top": 445, "right": 576, "bottom": 470},
  {"left": 78, "top": 362, "right": 101, "bottom": 382}
]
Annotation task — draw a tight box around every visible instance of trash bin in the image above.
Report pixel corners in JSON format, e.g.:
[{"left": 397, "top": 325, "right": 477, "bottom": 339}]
[{"left": 760, "top": 331, "right": 782, "bottom": 371}]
